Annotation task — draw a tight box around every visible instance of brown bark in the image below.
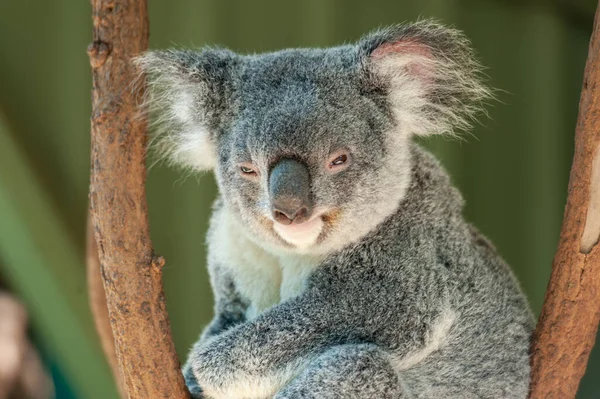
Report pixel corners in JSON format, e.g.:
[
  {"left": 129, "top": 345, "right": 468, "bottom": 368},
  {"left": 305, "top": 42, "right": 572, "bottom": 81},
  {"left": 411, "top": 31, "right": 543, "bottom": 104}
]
[
  {"left": 86, "top": 217, "right": 125, "bottom": 398},
  {"left": 88, "top": 0, "right": 189, "bottom": 397},
  {"left": 529, "top": 2, "right": 600, "bottom": 398}
]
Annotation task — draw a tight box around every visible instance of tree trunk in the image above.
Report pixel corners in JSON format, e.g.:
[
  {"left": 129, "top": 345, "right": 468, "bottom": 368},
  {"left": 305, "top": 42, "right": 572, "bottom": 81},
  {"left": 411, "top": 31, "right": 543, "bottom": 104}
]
[
  {"left": 529, "top": 1, "right": 600, "bottom": 398},
  {"left": 88, "top": 0, "right": 190, "bottom": 397}
]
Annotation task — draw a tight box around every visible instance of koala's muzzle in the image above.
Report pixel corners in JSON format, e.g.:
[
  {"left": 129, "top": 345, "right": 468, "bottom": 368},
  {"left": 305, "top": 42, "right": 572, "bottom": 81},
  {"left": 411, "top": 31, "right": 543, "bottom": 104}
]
[{"left": 269, "top": 159, "right": 313, "bottom": 225}]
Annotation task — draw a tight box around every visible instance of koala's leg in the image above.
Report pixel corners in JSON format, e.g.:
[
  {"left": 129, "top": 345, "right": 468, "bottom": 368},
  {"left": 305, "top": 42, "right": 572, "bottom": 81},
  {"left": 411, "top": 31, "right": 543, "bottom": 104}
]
[
  {"left": 394, "top": 346, "right": 529, "bottom": 399},
  {"left": 274, "top": 344, "right": 405, "bottom": 399}
]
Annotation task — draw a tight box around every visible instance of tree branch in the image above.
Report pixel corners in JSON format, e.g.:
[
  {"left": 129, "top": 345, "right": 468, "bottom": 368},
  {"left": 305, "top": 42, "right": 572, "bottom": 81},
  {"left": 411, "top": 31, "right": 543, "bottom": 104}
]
[
  {"left": 530, "top": 2, "right": 600, "bottom": 398},
  {"left": 88, "top": 0, "right": 189, "bottom": 397}
]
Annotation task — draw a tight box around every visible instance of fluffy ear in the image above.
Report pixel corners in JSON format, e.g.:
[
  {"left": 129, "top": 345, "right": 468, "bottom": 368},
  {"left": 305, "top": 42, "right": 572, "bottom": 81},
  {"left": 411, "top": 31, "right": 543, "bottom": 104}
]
[
  {"left": 358, "top": 20, "right": 492, "bottom": 137},
  {"left": 135, "top": 49, "right": 238, "bottom": 171}
]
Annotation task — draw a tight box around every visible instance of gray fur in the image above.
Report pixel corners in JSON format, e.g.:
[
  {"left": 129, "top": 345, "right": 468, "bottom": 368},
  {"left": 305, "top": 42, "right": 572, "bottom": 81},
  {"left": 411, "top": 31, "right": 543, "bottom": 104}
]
[{"left": 139, "top": 20, "right": 532, "bottom": 399}]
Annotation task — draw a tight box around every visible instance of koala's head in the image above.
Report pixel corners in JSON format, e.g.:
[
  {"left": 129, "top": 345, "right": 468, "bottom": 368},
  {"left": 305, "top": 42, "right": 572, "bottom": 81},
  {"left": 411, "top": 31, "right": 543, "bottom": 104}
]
[{"left": 137, "top": 20, "right": 489, "bottom": 255}]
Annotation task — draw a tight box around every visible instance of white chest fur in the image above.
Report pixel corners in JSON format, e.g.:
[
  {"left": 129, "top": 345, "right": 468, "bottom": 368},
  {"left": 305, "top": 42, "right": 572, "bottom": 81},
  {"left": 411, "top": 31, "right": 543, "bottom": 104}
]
[{"left": 210, "top": 208, "right": 323, "bottom": 319}]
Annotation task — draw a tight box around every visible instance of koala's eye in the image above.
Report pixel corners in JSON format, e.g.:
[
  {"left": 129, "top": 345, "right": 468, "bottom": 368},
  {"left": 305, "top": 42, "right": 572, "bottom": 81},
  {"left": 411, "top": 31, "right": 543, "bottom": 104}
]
[
  {"left": 239, "top": 163, "right": 259, "bottom": 178},
  {"left": 327, "top": 150, "right": 351, "bottom": 173},
  {"left": 331, "top": 155, "right": 347, "bottom": 166}
]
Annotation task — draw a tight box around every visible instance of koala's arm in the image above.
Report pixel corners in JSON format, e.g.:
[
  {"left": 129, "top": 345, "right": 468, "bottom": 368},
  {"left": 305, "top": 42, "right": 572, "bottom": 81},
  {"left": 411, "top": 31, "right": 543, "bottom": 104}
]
[
  {"left": 187, "top": 293, "right": 340, "bottom": 399},
  {"left": 187, "top": 270, "right": 445, "bottom": 399},
  {"left": 183, "top": 264, "right": 248, "bottom": 398}
]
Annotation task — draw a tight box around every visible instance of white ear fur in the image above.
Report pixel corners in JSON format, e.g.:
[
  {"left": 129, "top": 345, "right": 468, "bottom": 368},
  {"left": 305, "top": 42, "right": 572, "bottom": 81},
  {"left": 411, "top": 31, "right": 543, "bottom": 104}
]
[
  {"left": 366, "top": 22, "right": 492, "bottom": 137},
  {"left": 135, "top": 51, "right": 219, "bottom": 171}
]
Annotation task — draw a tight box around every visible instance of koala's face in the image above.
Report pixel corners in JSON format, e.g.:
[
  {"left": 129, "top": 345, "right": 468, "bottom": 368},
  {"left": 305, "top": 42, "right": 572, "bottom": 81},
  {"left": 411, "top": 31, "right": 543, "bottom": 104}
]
[
  {"left": 139, "top": 21, "right": 489, "bottom": 254},
  {"left": 215, "top": 48, "right": 405, "bottom": 253}
]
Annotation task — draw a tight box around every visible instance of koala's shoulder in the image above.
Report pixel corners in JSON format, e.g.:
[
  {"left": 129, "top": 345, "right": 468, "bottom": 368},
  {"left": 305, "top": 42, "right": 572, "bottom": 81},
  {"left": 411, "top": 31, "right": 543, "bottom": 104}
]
[{"left": 387, "top": 144, "right": 466, "bottom": 224}]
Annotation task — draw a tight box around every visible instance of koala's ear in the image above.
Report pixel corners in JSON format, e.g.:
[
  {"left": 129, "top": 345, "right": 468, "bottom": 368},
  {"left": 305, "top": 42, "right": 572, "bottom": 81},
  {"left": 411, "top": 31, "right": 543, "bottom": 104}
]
[
  {"left": 358, "top": 20, "right": 491, "bottom": 136},
  {"left": 135, "top": 49, "right": 239, "bottom": 171}
]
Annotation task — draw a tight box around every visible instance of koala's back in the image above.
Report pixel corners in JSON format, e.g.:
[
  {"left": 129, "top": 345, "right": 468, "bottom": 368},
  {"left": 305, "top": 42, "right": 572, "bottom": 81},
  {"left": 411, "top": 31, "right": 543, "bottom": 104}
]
[
  {"left": 412, "top": 212, "right": 533, "bottom": 397},
  {"left": 395, "top": 222, "right": 533, "bottom": 398}
]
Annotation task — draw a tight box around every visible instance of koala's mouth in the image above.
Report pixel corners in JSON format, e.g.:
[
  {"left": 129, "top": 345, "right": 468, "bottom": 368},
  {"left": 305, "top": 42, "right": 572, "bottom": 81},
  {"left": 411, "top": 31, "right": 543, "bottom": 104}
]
[{"left": 272, "top": 214, "right": 325, "bottom": 248}]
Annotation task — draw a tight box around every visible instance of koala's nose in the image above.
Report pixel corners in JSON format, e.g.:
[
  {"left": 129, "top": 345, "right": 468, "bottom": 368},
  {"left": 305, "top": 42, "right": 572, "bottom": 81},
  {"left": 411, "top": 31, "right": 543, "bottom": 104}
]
[
  {"left": 269, "top": 158, "right": 313, "bottom": 225},
  {"left": 272, "top": 201, "right": 310, "bottom": 225}
]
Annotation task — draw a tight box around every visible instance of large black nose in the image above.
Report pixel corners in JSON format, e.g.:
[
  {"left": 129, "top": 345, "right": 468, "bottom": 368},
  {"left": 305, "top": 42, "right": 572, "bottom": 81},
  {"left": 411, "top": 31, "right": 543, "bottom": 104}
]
[{"left": 269, "top": 158, "right": 313, "bottom": 225}]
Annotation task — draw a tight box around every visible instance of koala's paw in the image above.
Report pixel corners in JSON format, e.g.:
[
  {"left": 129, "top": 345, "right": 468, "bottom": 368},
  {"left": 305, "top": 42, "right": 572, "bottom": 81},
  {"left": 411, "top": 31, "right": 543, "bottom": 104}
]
[{"left": 187, "top": 342, "right": 240, "bottom": 398}]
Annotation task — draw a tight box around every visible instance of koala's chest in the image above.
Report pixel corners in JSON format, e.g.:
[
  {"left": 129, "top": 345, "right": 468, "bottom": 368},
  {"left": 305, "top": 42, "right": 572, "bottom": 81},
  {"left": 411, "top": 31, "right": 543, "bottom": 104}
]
[
  {"left": 228, "top": 247, "right": 320, "bottom": 319},
  {"left": 210, "top": 210, "right": 322, "bottom": 319}
]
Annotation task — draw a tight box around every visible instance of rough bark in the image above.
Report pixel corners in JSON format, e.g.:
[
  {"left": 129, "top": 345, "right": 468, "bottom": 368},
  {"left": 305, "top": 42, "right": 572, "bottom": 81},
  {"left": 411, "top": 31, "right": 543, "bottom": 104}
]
[
  {"left": 88, "top": 0, "right": 189, "bottom": 397},
  {"left": 86, "top": 217, "right": 125, "bottom": 398},
  {"left": 529, "top": 2, "right": 600, "bottom": 398}
]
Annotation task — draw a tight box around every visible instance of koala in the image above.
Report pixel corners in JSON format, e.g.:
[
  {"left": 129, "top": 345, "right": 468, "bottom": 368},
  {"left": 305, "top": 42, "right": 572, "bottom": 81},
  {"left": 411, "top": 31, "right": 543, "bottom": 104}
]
[{"left": 138, "top": 20, "right": 534, "bottom": 399}]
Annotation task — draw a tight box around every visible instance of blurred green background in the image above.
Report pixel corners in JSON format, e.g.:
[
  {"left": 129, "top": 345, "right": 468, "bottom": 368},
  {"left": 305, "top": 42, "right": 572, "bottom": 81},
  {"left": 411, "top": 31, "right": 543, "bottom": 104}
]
[{"left": 0, "top": 0, "right": 598, "bottom": 397}]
